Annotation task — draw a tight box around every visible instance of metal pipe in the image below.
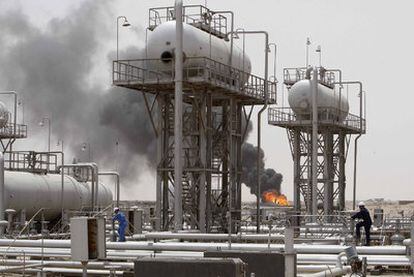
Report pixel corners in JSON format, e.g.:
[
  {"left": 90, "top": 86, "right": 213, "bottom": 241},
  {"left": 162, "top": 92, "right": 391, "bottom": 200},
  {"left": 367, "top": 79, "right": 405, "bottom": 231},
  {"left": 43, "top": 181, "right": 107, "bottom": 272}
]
[
  {"left": 335, "top": 252, "right": 347, "bottom": 268},
  {"left": 311, "top": 67, "right": 318, "bottom": 217},
  {"left": 0, "top": 246, "right": 410, "bottom": 260},
  {"left": 131, "top": 233, "right": 341, "bottom": 243},
  {"left": 116, "top": 16, "right": 129, "bottom": 66},
  {"left": 305, "top": 266, "right": 351, "bottom": 277},
  {"left": 325, "top": 69, "right": 342, "bottom": 85},
  {"left": 353, "top": 133, "right": 362, "bottom": 210},
  {"left": 332, "top": 81, "right": 363, "bottom": 210},
  {"left": 48, "top": 118, "right": 51, "bottom": 170},
  {"left": 297, "top": 265, "right": 350, "bottom": 273},
  {"left": 232, "top": 30, "right": 269, "bottom": 233},
  {"left": 256, "top": 35, "right": 269, "bottom": 233},
  {"left": 0, "top": 239, "right": 405, "bottom": 255},
  {"left": 235, "top": 28, "right": 246, "bottom": 75},
  {"left": 268, "top": 43, "right": 277, "bottom": 83},
  {"left": 174, "top": 0, "right": 184, "bottom": 231},
  {"left": 0, "top": 153, "right": 3, "bottom": 235},
  {"left": 306, "top": 38, "right": 311, "bottom": 68},
  {"left": 98, "top": 171, "right": 120, "bottom": 207},
  {"left": 58, "top": 163, "right": 99, "bottom": 210},
  {"left": 0, "top": 259, "right": 133, "bottom": 270},
  {"left": 17, "top": 267, "right": 124, "bottom": 276},
  {"left": 0, "top": 247, "right": 409, "bottom": 267},
  {"left": 39, "top": 117, "right": 52, "bottom": 171},
  {"left": 140, "top": 232, "right": 284, "bottom": 241},
  {"left": 91, "top": 162, "right": 99, "bottom": 209}
]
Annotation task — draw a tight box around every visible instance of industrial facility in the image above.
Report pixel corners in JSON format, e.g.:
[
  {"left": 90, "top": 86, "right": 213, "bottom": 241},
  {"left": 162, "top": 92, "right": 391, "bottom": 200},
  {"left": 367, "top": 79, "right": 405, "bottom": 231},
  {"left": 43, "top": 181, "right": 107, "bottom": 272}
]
[{"left": 0, "top": 0, "right": 412, "bottom": 276}]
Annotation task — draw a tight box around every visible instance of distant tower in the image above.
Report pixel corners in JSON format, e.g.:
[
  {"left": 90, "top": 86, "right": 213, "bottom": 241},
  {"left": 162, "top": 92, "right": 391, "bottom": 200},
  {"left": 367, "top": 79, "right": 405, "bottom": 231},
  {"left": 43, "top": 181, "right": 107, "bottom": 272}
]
[
  {"left": 0, "top": 94, "right": 27, "bottom": 154},
  {"left": 268, "top": 67, "right": 365, "bottom": 217},
  {"left": 113, "top": 5, "right": 276, "bottom": 231}
]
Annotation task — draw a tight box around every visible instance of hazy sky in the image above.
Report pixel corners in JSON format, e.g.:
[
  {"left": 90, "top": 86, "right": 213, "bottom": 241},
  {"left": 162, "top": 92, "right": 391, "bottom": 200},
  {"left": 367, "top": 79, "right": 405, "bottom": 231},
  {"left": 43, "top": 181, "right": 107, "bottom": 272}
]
[{"left": 2, "top": 0, "right": 414, "bottom": 202}]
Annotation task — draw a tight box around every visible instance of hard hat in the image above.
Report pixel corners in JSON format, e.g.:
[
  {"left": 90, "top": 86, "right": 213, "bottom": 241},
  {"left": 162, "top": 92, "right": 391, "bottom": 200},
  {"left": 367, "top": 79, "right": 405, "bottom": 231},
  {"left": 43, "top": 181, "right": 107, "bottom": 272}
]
[
  {"left": 114, "top": 207, "right": 120, "bottom": 212},
  {"left": 358, "top": 201, "right": 365, "bottom": 207}
]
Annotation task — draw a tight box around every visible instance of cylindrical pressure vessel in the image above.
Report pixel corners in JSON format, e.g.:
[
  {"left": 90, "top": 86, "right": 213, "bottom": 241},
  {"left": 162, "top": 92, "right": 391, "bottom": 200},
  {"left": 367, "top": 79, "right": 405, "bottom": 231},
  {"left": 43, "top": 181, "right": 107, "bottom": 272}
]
[
  {"left": 288, "top": 80, "right": 349, "bottom": 121},
  {"left": 147, "top": 21, "right": 251, "bottom": 81},
  {"left": 4, "top": 171, "right": 113, "bottom": 220}
]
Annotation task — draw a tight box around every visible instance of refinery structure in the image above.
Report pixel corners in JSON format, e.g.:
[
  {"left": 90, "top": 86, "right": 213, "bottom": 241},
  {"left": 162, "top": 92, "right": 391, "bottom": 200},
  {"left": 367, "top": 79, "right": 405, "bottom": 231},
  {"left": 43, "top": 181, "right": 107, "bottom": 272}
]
[{"left": 0, "top": 1, "right": 411, "bottom": 277}]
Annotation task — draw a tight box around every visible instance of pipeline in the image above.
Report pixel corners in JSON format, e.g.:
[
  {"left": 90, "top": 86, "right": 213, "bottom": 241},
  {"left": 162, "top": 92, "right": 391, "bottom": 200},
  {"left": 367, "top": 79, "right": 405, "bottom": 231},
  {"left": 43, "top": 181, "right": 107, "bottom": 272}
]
[
  {"left": 301, "top": 266, "right": 351, "bottom": 277},
  {"left": 0, "top": 259, "right": 133, "bottom": 270},
  {"left": 141, "top": 232, "right": 284, "bottom": 241},
  {"left": 0, "top": 247, "right": 409, "bottom": 267},
  {"left": 7, "top": 267, "right": 124, "bottom": 276},
  {"left": 297, "top": 265, "right": 350, "bottom": 273},
  {"left": 0, "top": 239, "right": 407, "bottom": 255},
  {"left": 132, "top": 232, "right": 340, "bottom": 245}
]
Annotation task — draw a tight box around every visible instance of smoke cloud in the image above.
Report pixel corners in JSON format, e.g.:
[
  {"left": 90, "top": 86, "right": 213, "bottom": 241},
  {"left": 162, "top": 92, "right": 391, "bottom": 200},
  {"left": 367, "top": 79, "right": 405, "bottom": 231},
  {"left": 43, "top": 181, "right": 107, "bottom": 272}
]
[
  {"left": 0, "top": 0, "right": 282, "bottom": 198},
  {"left": 0, "top": 1, "right": 155, "bottom": 183},
  {"left": 241, "top": 142, "right": 283, "bottom": 197}
]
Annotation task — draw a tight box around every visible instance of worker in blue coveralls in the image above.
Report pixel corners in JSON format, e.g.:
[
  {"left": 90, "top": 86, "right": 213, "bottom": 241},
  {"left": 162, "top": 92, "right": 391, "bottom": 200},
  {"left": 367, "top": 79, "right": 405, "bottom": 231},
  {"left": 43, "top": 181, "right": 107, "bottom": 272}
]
[
  {"left": 113, "top": 207, "right": 127, "bottom": 242},
  {"left": 351, "top": 202, "right": 372, "bottom": 246}
]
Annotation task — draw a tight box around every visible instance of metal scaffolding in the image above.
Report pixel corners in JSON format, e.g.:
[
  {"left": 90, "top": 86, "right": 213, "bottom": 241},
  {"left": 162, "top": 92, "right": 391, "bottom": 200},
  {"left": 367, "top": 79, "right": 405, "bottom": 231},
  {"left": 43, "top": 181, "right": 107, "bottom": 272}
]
[
  {"left": 0, "top": 92, "right": 27, "bottom": 153},
  {"left": 268, "top": 67, "right": 365, "bottom": 219},
  {"left": 112, "top": 5, "right": 276, "bottom": 232}
]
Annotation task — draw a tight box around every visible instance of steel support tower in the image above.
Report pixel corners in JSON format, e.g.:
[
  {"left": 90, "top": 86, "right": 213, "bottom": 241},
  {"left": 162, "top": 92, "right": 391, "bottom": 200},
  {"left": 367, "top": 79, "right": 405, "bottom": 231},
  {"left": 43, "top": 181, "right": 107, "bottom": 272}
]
[
  {"left": 268, "top": 67, "right": 365, "bottom": 219},
  {"left": 0, "top": 93, "right": 27, "bottom": 153},
  {"left": 113, "top": 5, "right": 276, "bottom": 232},
  {"left": 0, "top": 92, "right": 28, "bottom": 169}
]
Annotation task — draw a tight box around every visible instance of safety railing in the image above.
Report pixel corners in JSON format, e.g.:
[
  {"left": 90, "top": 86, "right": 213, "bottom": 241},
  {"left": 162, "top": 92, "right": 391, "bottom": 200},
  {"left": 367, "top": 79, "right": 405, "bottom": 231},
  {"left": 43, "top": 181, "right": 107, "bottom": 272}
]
[
  {"left": 0, "top": 123, "right": 27, "bottom": 138},
  {"left": 240, "top": 210, "right": 352, "bottom": 238},
  {"left": 149, "top": 5, "right": 228, "bottom": 38},
  {"left": 4, "top": 151, "right": 60, "bottom": 174},
  {"left": 113, "top": 57, "right": 276, "bottom": 103},
  {"left": 283, "top": 67, "right": 337, "bottom": 88},
  {"left": 268, "top": 107, "right": 366, "bottom": 133}
]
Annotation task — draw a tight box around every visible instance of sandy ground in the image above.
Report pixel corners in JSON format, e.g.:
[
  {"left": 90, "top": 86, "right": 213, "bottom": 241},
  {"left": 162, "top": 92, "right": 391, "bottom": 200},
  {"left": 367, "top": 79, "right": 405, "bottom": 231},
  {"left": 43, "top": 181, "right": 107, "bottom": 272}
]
[{"left": 346, "top": 200, "right": 414, "bottom": 218}]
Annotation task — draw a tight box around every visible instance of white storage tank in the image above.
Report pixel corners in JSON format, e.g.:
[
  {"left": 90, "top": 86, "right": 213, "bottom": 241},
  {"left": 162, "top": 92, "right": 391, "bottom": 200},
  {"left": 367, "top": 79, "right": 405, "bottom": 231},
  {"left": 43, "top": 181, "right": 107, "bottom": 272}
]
[
  {"left": 288, "top": 80, "right": 349, "bottom": 121},
  {"left": 147, "top": 21, "right": 251, "bottom": 81},
  {"left": 4, "top": 171, "right": 113, "bottom": 220}
]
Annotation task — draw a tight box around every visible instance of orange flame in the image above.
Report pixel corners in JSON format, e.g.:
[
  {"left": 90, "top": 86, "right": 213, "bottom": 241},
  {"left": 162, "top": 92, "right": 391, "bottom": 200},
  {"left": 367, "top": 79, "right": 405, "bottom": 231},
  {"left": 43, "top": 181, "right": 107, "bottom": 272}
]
[{"left": 262, "top": 190, "right": 289, "bottom": 206}]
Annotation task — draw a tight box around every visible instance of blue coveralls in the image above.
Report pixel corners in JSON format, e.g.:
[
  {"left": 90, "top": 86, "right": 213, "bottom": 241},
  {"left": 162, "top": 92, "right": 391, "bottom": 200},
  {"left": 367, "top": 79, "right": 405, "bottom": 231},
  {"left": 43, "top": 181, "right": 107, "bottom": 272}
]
[
  {"left": 352, "top": 207, "right": 372, "bottom": 246},
  {"left": 113, "top": 211, "right": 127, "bottom": 242}
]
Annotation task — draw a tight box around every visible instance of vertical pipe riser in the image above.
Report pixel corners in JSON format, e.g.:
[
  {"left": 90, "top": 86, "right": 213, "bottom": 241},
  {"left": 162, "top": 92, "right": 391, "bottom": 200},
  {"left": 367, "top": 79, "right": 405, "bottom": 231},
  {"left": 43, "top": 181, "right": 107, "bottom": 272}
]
[
  {"left": 0, "top": 153, "right": 4, "bottom": 235},
  {"left": 174, "top": 0, "right": 184, "bottom": 231},
  {"left": 311, "top": 67, "right": 318, "bottom": 217}
]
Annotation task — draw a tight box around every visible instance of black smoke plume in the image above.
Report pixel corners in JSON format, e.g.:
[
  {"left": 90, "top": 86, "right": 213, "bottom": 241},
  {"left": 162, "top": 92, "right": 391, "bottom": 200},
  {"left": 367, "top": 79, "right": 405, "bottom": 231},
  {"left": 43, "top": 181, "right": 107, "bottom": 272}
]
[
  {"left": 0, "top": 1, "right": 155, "bottom": 183},
  {"left": 241, "top": 142, "right": 283, "bottom": 197},
  {"left": 0, "top": 1, "right": 282, "bottom": 197}
]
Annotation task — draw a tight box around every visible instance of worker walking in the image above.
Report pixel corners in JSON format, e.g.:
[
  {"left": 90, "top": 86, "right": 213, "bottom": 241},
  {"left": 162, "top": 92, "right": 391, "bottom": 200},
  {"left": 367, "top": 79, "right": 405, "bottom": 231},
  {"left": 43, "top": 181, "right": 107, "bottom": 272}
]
[
  {"left": 351, "top": 202, "right": 372, "bottom": 246},
  {"left": 113, "top": 207, "right": 127, "bottom": 242}
]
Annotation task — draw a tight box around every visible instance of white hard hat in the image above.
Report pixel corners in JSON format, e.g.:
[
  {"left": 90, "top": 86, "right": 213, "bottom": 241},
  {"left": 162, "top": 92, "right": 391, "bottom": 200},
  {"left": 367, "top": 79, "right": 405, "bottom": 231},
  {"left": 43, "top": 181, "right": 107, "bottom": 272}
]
[
  {"left": 358, "top": 201, "right": 365, "bottom": 207},
  {"left": 114, "top": 207, "right": 120, "bottom": 212}
]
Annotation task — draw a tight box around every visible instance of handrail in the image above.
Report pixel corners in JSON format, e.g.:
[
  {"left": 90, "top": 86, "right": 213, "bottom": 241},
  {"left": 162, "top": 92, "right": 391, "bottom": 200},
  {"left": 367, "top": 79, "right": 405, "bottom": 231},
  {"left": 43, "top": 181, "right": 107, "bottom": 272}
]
[
  {"left": 283, "top": 67, "right": 339, "bottom": 88},
  {"left": 148, "top": 5, "right": 229, "bottom": 38},
  {"left": 268, "top": 107, "right": 366, "bottom": 133},
  {"left": 113, "top": 56, "right": 277, "bottom": 102},
  {"left": 0, "top": 123, "right": 27, "bottom": 138},
  {"left": 4, "top": 151, "right": 61, "bottom": 173}
]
